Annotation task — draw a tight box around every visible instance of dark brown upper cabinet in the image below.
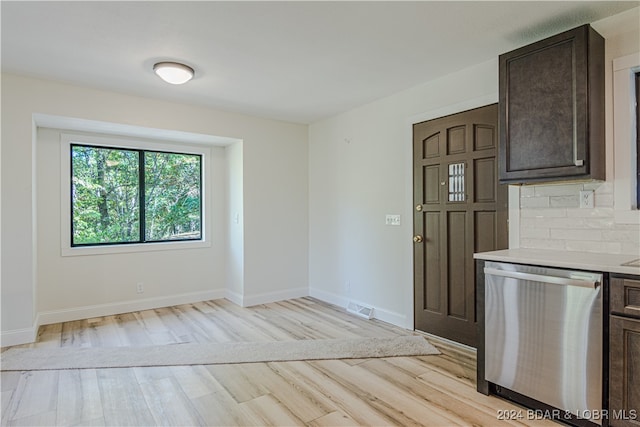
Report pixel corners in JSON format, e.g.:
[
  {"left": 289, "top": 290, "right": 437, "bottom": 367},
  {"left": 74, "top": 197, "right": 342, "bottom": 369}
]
[{"left": 499, "top": 24, "right": 605, "bottom": 184}]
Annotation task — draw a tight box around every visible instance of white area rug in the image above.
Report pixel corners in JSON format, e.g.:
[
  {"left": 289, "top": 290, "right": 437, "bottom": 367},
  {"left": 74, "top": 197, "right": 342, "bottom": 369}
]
[{"left": 0, "top": 336, "right": 439, "bottom": 371}]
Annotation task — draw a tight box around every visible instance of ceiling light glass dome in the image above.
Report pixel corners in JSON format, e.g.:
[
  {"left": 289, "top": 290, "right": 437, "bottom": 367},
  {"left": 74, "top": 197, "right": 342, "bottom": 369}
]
[{"left": 153, "top": 62, "right": 194, "bottom": 85}]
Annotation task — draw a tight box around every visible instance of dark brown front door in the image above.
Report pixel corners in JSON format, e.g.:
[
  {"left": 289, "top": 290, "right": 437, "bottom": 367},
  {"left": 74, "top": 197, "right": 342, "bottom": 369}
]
[{"left": 413, "top": 104, "right": 507, "bottom": 348}]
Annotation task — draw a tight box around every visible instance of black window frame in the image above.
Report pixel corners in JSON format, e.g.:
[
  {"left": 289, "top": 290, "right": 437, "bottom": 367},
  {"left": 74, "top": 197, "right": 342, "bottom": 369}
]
[
  {"left": 70, "top": 143, "right": 203, "bottom": 247},
  {"left": 636, "top": 72, "right": 639, "bottom": 208}
]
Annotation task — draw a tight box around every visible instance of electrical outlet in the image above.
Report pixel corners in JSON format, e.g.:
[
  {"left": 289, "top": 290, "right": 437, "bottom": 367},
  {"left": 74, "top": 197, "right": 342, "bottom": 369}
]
[
  {"left": 579, "top": 190, "right": 594, "bottom": 209},
  {"left": 136, "top": 282, "right": 144, "bottom": 294}
]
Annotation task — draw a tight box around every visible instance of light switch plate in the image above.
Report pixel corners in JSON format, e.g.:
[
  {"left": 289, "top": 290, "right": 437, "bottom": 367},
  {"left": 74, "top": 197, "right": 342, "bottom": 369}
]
[{"left": 385, "top": 214, "right": 401, "bottom": 226}]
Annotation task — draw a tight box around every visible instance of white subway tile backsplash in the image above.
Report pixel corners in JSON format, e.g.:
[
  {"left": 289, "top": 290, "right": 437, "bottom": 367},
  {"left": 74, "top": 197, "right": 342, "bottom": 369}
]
[
  {"left": 520, "top": 208, "right": 567, "bottom": 218},
  {"left": 519, "top": 182, "right": 640, "bottom": 256},
  {"left": 549, "top": 195, "right": 579, "bottom": 208},
  {"left": 581, "top": 218, "right": 616, "bottom": 229},
  {"left": 519, "top": 218, "right": 543, "bottom": 229},
  {"left": 520, "top": 186, "right": 536, "bottom": 197},
  {"left": 519, "top": 217, "right": 557, "bottom": 230},
  {"left": 615, "top": 223, "right": 640, "bottom": 231},
  {"left": 521, "top": 216, "right": 609, "bottom": 230},
  {"left": 567, "top": 207, "right": 615, "bottom": 218},
  {"left": 602, "top": 230, "right": 640, "bottom": 243},
  {"left": 520, "top": 227, "right": 550, "bottom": 238},
  {"left": 584, "top": 181, "right": 613, "bottom": 194},
  {"left": 594, "top": 193, "right": 614, "bottom": 207},
  {"left": 520, "top": 238, "right": 566, "bottom": 250},
  {"left": 621, "top": 242, "right": 640, "bottom": 256},
  {"left": 520, "top": 217, "right": 562, "bottom": 230},
  {"left": 551, "top": 228, "right": 602, "bottom": 241},
  {"left": 520, "top": 196, "right": 550, "bottom": 208},
  {"left": 534, "top": 183, "right": 584, "bottom": 197},
  {"left": 565, "top": 240, "right": 622, "bottom": 254}
]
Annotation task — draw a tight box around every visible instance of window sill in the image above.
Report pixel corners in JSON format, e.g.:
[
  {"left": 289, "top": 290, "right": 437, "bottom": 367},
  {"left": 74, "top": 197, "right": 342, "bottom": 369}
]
[{"left": 61, "top": 239, "right": 211, "bottom": 257}]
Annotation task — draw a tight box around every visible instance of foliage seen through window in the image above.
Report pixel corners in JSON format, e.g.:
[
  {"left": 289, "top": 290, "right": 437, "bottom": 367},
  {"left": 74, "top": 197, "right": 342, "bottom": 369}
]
[{"left": 71, "top": 144, "right": 202, "bottom": 246}]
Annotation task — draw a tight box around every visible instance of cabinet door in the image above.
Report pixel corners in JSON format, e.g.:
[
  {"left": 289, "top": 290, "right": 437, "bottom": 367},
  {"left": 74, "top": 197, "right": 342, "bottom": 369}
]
[
  {"left": 611, "top": 277, "right": 640, "bottom": 319},
  {"left": 498, "top": 24, "right": 604, "bottom": 184},
  {"left": 610, "top": 315, "right": 640, "bottom": 427}
]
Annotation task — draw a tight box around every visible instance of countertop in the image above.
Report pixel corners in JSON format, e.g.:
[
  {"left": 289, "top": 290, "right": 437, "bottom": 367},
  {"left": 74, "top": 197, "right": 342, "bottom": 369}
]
[{"left": 474, "top": 248, "right": 640, "bottom": 276}]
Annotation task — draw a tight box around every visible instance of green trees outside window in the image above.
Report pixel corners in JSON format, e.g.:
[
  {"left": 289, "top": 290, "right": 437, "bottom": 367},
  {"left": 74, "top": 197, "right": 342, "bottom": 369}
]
[{"left": 71, "top": 144, "right": 202, "bottom": 246}]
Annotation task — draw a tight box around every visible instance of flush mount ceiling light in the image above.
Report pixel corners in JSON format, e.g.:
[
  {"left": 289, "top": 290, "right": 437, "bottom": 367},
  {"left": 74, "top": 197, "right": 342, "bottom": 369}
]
[{"left": 153, "top": 61, "right": 194, "bottom": 85}]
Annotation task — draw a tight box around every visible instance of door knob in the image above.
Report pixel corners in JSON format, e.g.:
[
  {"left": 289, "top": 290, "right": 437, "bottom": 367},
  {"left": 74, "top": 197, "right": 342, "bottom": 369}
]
[
  {"left": 413, "top": 235, "right": 424, "bottom": 243},
  {"left": 415, "top": 204, "right": 423, "bottom": 212}
]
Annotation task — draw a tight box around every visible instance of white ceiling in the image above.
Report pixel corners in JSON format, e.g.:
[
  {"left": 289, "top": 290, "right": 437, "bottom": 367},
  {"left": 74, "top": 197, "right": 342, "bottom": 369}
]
[{"left": 1, "top": 1, "right": 638, "bottom": 124}]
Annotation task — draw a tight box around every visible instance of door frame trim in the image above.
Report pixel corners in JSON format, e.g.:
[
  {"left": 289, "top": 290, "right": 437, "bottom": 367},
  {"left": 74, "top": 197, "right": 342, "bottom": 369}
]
[{"left": 404, "top": 93, "right": 520, "bottom": 331}]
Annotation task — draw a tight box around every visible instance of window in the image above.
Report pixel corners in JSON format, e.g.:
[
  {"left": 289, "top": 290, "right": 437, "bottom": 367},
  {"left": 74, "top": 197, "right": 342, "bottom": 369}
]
[
  {"left": 448, "top": 162, "right": 465, "bottom": 202},
  {"left": 636, "top": 72, "right": 639, "bottom": 208},
  {"left": 612, "top": 52, "right": 640, "bottom": 223},
  {"left": 71, "top": 144, "right": 202, "bottom": 246}
]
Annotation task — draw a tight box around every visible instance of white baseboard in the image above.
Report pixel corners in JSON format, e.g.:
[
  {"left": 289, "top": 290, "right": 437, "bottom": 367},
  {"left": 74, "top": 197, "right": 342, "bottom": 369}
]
[
  {"left": 3, "top": 290, "right": 224, "bottom": 347},
  {"left": 240, "top": 287, "right": 308, "bottom": 307},
  {"left": 2, "top": 287, "right": 407, "bottom": 347},
  {"left": 308, "top": 287, "right": 348, "bottom": 308},
  {"left": 374, "top": 306, "right": 409, "bottom": 330},
  {"left": 309, "top": 287, "right": 408, "bottom": 329},
  {"left": 37, "top": 289, "right": 226, "bottom": 326},
  {"left": 2, "top": 288, "right": 310, "bottom": 346},
  {"left": 1, "top": 323, "right": 39, "bottom": 348},
  {"left": 224, "top": 289, "right": 244, "bottom": 306}
]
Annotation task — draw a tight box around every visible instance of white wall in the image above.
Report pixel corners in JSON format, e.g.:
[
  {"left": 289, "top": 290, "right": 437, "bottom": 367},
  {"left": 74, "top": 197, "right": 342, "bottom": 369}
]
[
  {"left": 309, "top": 59, "right": 498, "bottom": 328},
  {"left": 240, "top": 121, "right": 310, "bottom": 306},
  {"left": 35, "top": 128, "right": 228, "bottom": 314},
  {"left": 226, "top": 141, "right": 245, "bottom": 301},
  {"left": 1, "top": 74, "right": 308, "bottom": 345},
  {"left": 308, "top": 8, "right": 640, "bottom": 330}
]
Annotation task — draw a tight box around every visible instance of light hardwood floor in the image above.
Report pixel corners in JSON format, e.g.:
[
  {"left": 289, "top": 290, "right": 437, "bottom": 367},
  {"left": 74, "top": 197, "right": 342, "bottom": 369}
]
[{"left": 1, "top": 298, "right": 555, "bottom": 426}]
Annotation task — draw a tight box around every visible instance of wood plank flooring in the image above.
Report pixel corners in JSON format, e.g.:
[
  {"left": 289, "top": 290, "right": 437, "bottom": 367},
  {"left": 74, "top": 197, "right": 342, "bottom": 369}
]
[{"left": 1, "top": 297, "right": 555, "bottom": 426}]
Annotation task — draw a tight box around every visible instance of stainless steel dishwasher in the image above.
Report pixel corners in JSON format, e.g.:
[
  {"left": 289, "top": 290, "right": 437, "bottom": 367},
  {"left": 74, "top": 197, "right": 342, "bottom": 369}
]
[{"left": 484, "top": 261, "right": 603, "bottom": 421}]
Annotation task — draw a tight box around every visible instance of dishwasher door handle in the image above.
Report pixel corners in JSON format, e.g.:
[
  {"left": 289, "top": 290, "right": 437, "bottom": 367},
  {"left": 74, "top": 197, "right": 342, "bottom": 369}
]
[{"left": 483, "top": 267, "right": 600, "bottom": 288}]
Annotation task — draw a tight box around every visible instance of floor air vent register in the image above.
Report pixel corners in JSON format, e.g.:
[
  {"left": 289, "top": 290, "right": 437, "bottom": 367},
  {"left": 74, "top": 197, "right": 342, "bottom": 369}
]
[{"left": 347, "top": 302, "right": 374, "bottom": 319}]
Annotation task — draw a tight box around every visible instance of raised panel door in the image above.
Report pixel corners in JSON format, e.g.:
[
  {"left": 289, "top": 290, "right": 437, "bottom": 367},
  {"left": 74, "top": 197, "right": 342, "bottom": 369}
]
[{"left": 413, "top": 104, "right": 508, "bottom": 347}]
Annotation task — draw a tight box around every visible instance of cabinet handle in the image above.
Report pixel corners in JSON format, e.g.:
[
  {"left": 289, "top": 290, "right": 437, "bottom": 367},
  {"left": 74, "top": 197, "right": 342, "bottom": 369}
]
[{"left": 484, "top": 267, "right": 601, "bottom": 288}]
